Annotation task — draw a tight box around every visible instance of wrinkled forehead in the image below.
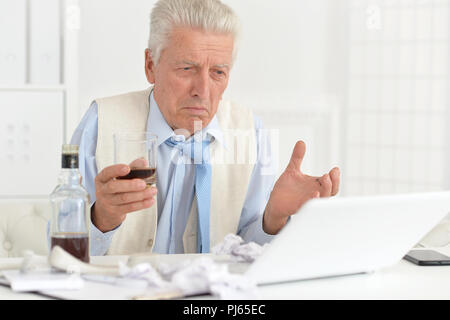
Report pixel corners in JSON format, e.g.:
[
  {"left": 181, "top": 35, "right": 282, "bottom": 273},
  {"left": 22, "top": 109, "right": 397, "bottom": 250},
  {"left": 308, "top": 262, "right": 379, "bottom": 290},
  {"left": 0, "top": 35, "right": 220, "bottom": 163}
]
[{"left": 161, "top": 26, "right": 234, "bottom": 65}]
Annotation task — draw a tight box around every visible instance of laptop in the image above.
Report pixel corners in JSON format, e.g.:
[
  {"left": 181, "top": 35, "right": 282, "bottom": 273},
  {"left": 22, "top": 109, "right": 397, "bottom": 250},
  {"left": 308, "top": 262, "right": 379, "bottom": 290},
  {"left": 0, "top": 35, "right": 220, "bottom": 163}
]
[{"left": 245, "top": 191, "right": 450, "bottom": 285}]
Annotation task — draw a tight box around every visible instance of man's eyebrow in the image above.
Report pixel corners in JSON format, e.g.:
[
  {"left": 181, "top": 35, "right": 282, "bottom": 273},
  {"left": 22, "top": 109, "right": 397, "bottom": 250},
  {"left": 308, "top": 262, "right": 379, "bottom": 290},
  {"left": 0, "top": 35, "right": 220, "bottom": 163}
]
[
  {"left": 176, "top": 60, "right": 230, "bottom": 69},
  {"left": 213, "top": 64, "right": 230, "bottom": 69},
  {"left": 178, "top": 60, "right": 198, "bottom": 66}
]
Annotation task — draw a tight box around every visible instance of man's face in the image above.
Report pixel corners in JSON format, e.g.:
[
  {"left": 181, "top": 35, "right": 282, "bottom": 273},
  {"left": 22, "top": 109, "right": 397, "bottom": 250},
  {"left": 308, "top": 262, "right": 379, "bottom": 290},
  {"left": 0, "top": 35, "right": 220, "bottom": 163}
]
[{"left": 145, "top": 27, "right": 234, "bottom": 135}]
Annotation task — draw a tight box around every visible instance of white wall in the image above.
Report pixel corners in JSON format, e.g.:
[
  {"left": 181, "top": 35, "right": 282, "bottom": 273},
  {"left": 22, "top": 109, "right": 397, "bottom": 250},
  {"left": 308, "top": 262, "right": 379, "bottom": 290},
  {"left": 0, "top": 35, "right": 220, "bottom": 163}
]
[{"left": 77, "top": 0, "right": 154, "bottom": 115}]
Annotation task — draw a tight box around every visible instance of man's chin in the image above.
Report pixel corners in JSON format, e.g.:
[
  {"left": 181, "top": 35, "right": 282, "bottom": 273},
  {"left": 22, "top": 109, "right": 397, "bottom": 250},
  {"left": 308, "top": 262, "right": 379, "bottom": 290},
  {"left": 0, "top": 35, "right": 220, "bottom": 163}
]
[
  {"left": 177, "top": 117, "right": 212, "bottom": 135},
  {"left": 190, "top": 119, "right": 209, "bottom": 133}
]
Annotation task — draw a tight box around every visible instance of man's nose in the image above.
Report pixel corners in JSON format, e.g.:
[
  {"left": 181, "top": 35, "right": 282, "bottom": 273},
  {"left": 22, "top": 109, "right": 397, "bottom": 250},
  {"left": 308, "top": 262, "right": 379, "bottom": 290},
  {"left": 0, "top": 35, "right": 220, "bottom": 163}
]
[{"left": 191, "top": 70, "right": 209, "bottom": 99}]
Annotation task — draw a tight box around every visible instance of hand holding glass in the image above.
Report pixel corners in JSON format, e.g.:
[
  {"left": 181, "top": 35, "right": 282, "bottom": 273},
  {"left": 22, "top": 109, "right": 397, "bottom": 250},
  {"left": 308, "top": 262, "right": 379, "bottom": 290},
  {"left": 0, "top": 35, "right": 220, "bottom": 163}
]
[{"left": 114, "top": 132, "right": 157, "bottom": 186}]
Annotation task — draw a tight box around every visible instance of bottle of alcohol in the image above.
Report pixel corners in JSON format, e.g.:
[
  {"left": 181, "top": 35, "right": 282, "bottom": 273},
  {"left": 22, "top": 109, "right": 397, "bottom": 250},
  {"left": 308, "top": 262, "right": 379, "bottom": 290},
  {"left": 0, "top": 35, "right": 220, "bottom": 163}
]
[{"left": 50, "top": 144, "right": 90, "bottom": 262}]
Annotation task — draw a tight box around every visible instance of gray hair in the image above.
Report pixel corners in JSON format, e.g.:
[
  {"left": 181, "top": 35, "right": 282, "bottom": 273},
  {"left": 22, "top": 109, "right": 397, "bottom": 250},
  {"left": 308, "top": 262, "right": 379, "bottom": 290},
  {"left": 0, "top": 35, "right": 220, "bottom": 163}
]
[{"left": 148, "top": 0, "right": 241, "bottom": 66}]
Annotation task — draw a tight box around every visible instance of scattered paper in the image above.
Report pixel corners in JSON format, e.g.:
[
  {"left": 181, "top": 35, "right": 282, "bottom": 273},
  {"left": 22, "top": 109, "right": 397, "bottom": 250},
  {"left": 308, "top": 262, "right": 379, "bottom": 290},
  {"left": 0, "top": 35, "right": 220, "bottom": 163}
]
[
  {"left": 1, "top": 234, "right": 268, "bottom": 299},
  {"left": 156, "top": 256, "right": 259, "bottom": 299},
  {"left": 82, "top": 274, "right": 149, "bottom": 289},
  {"left": 120, "top": 256, "right": 258, "bottom": 299},
  {"left": 2, "top": 270, "right": 84, "bottom": 292},
  {"left": 211, "top": 234, "right": 244, "bottom": 256},
  {"left": 118, "top": 261, "right": 169, "bottom": 288},
  {"left": 211, "top": 233, "right": 269, "bottom": 262},
  {"left": 116, "top": 234, "right": 267, "bottom": 299},
  {"left": 122, "top": 233, "right": 270, "bottom": 299}
]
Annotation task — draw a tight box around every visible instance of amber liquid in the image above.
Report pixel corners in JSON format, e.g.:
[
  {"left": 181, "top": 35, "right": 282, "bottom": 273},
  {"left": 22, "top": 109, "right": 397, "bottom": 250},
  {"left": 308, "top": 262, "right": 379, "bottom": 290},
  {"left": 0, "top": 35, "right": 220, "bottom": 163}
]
[
  {"left": 51, "top": 233, "right": 89, "bottom": 263},
  {"left": 117, "top": 167, "right": 156, "bottom": 186}
]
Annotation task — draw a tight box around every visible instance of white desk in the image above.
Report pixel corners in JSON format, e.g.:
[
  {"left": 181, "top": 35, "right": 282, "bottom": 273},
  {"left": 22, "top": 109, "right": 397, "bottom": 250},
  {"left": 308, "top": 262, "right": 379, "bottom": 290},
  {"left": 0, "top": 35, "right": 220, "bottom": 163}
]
[
  {"left": 1, "top": 248, "right": 450, "bottom": 300},
  {"left": 257, "top": 259, "right": 450, "bottom": 300}
]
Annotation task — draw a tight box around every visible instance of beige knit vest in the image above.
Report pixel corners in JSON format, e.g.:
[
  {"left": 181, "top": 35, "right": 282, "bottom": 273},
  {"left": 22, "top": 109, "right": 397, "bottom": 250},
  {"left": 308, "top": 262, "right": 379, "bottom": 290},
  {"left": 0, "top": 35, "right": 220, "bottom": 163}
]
[{"left": 95, "top": 87, "right": 256, "bottom": 255}]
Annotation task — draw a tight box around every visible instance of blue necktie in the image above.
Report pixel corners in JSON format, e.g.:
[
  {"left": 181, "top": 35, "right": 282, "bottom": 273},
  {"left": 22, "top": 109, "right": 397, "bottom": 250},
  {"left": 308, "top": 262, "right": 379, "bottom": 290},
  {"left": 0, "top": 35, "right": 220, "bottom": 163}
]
[{"left": 164, "top": 136, "right": 212, "bottom": 253}]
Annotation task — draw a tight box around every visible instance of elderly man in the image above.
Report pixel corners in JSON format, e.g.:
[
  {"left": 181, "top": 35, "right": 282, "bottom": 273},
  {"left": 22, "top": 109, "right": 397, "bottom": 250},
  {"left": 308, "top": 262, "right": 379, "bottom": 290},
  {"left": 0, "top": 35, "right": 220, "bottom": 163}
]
[{"left": 71, "top": 0, "right": 340, "bottom": 255}]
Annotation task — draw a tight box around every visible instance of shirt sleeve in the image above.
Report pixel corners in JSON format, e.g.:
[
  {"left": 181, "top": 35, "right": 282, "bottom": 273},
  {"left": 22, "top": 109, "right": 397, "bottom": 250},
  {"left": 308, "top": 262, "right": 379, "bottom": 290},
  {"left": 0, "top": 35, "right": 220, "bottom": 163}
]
[
  {"left": 70, "top": 101, "right": 116, "bottom": 256},
  {"left": 236, "top": 115, "right": 278, "bottom": 245}
]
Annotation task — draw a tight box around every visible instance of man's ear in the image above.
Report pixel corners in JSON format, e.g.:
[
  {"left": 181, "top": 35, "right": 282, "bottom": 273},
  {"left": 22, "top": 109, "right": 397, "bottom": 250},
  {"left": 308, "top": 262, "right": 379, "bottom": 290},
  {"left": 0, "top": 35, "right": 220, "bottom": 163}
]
[{"left": 144, "top": 48, "right": 156, "bottom": 84}]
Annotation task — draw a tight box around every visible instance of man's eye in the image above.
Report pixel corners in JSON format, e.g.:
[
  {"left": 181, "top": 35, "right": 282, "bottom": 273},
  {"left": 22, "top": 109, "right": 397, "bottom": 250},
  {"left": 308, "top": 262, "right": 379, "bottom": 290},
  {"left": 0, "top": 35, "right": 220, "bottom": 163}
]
[{"left": 183, "top": 67, "right": 190, "bottom": 71}]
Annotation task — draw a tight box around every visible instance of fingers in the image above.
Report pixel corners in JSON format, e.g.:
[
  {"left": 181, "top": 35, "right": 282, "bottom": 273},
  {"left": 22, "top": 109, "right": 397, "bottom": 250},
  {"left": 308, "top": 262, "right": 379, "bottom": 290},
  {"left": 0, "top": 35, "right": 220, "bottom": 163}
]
[
  {"left": 329, "top": 167, "right": 340, "bottom": 196},
  {"left": 95, "top": 186, "right": 157, "bottom": 224},
  {"left": 98, "top": 195, "right": 156, "bottom": 225},
  {"left": 287, "top": 140, "right": 306, "bottom": 172},
  {"left": 91, "top": 187, "right": 157, "bottom": 232},
  {"left": 104, "top": 178, "right": 147, "bottom": 194},
  {"left": 116, "top": 197, "right": 156, "bottom": 214},
  {"left": 318, "top": 173, "right": 332, "bottom": 197},
  {"left": 316, "top": 167, "right": 340, "bottom": 197},
  {"left": 96, "top": 164, "right": 130, "bottom": 183},
  {"left": 100, "top": 179, "right": 156, "bottom": 212},
  {"left": 107, "top": 186, "right": 157, "bottom": 206}
]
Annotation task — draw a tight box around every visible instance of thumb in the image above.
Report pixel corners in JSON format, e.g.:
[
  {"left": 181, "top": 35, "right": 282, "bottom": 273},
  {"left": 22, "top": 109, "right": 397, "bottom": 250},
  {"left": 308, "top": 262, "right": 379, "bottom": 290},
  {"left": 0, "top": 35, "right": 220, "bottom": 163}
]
[
  {"left": 96, "top": 164, "right": 130, "bottom": 183},
  {"left": 287, "top": 140, "right": 306, "bottom": 172},
  {"left": 129, "top": 157, "right": 149, "bottom": 168}
]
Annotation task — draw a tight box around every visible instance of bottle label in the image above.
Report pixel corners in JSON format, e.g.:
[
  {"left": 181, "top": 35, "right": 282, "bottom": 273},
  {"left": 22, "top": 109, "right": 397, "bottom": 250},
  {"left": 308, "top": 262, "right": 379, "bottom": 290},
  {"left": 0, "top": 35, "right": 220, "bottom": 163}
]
[{"left": 62, "top": 154, "right": 79, "bottom": 169}]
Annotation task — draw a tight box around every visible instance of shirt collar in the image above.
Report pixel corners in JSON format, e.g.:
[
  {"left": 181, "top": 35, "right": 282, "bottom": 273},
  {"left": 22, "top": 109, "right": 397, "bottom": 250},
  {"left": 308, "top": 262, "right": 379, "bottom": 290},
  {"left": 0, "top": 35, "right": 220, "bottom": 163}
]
[{"left": 147, "top": 89, "right": 226, "bottom": 148}]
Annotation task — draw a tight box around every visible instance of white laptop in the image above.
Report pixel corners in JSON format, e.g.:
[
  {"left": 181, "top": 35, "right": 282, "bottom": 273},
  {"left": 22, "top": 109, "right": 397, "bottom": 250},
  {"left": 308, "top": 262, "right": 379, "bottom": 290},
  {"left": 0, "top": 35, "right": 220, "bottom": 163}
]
[{"left": 245, "top": 191, "right": 450, "bottom": 285}]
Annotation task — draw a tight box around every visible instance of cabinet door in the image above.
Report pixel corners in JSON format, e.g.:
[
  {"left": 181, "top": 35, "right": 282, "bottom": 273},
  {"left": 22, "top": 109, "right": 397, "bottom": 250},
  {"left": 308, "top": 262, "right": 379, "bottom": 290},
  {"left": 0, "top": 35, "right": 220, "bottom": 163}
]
[
  {"left": 0, "top": 0, "right": 27, "bottom": 85},
  {"left": 0, "top": 91, "right": 64, "bottom": 196},
  {"left": 29, "top": 0, "right": 61, "bottom": 85}
]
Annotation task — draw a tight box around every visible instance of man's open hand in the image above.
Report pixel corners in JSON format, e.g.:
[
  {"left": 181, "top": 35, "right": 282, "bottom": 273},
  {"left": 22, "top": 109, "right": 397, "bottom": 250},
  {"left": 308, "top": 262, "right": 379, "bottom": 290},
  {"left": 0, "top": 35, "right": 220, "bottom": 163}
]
[{"left": 263, "top": 140, "right": 340, "bottom": 234}]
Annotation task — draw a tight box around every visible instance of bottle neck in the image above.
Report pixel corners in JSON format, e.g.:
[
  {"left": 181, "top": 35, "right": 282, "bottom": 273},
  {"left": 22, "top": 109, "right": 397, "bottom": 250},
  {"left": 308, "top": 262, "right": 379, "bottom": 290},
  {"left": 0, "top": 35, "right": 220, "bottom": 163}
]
[{"left": 58, "top": 168, "right": 82, "bottom": 186}]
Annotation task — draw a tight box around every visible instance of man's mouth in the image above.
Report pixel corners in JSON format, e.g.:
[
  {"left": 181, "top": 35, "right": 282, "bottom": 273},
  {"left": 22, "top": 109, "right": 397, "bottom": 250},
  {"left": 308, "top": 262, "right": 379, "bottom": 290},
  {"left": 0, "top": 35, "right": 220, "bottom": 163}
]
[{"left": 183, "top": 107, "right": 208, "bottom": 115}]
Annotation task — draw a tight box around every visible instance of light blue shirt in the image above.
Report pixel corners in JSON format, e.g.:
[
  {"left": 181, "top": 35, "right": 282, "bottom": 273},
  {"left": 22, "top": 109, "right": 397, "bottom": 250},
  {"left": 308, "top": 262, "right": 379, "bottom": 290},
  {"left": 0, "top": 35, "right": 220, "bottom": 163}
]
[{"left": 71, "top": 91, "right": 277, "bottom": 255}]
